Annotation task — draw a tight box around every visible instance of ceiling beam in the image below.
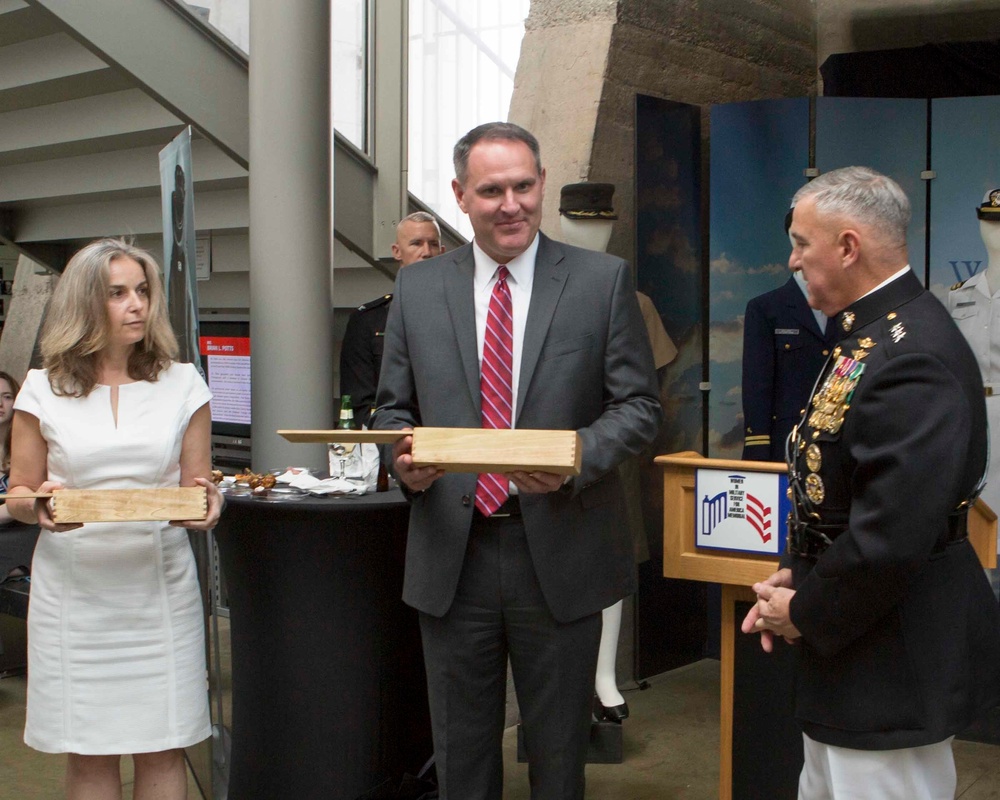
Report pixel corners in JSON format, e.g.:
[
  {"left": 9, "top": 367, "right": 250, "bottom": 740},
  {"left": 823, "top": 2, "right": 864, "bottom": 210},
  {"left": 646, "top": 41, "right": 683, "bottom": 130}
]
[
  {"left": 0, "top": 2, "right": 60, "bottom": 48},
  {"left": 0, "top": 32, "right": 106, "bottom": 91},
  {"left": 12, "top": 187, "right": 250, "bottom": 242},
  {"left": 0, "top": 88, "right": 183, "bottom": 161},
  {"left": 0, "top": 139, "right": 247, "bottom": 204},
  {"left": 0, "top": 32, "right": 133, "bottom": 114}
]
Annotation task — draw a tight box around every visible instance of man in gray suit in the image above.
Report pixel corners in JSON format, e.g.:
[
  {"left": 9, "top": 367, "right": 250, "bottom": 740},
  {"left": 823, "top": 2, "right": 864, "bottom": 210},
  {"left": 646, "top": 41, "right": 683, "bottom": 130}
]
[{"left": 372, "top": 122, "right": 662, "bottom": 799}]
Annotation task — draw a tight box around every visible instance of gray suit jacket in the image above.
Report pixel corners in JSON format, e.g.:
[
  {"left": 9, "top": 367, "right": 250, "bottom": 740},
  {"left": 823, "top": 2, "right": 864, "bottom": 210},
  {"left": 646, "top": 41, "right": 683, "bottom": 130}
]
[{"left": 372, "top": 233, "right": 662, "bottom": 623}]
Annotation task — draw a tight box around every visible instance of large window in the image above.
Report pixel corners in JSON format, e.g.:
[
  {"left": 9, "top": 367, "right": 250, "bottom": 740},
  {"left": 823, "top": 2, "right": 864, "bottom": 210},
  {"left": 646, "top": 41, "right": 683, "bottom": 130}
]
[
  {"left": 184, "top": 1, "right": 526, "bottom": 197},
  {"left": 331, "top": 0, "right": 368, "bottom": 150},
  {"left": 408, "top": 0, "right": 530, "bottom": 239}
]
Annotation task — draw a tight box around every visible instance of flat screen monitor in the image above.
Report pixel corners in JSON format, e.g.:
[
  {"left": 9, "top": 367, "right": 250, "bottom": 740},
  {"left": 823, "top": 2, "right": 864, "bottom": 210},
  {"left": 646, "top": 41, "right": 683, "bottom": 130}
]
[{"left": 198, "top": 320, "right": 251, "bottom": 440}]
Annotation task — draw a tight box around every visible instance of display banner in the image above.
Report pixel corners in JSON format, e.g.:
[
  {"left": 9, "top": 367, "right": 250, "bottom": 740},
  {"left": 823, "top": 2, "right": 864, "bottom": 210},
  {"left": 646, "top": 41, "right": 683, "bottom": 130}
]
[
  {"left": 816, "top": 97, "right": 927, "bottom": 280},
  {"left": 159, "top": 127, "right": 202, "bottom": 370},
  {"left": 635, "top": 95, "right": 702, "bottom": 455},
  {"left": 635, "top": 94, "right": 710, "bottom": 679},
  {"left": 199, "top": 336, "right": 251, "bottom": 426},
  {"left": 928, "top": 96, "right": 1000, "bottom": 301},
  {"left": 695, "top": 468, "right": 789, "bottom": 555},
  {"left": 708, "top": 98, "right": 809, "bottom": 459}
]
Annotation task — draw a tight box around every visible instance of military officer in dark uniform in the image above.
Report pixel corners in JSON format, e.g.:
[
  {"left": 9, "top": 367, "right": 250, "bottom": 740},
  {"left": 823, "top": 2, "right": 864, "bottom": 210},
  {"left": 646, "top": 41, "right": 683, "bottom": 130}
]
[
  {"left": 742, "top": 167, "right": 1000, "bottom": 798},
  {"left": 339, "top": 211, "right": 444, "bottom": 425},
  {"left": 741, "top": 270, "right": 838, "bottom": 461}
]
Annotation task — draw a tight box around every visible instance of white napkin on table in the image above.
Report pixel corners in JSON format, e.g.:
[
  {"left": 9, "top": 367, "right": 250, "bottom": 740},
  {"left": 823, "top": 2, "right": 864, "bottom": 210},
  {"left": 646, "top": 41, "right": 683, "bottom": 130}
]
[{"left": 306, "top": 477, "right": 369, "bottom": 496}]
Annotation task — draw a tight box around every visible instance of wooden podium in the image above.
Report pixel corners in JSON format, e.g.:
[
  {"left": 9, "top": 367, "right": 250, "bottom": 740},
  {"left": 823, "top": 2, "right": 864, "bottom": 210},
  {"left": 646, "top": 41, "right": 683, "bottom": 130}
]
[{"left": 657, "top": 451, "right": 997, "bottom": 800}]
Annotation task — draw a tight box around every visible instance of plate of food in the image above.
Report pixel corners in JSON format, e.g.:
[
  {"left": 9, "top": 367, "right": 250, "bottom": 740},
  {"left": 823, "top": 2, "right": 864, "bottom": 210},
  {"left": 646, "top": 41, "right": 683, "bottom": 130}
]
[{"left": 213, "top": 470, "right": 307, "bottom": 501}]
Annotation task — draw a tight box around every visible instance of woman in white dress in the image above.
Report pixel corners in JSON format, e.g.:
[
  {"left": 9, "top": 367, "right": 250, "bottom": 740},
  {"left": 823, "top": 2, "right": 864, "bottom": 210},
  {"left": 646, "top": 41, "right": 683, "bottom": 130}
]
[{"left": 6, "top": 239, "right": 224, "bottom": 800}]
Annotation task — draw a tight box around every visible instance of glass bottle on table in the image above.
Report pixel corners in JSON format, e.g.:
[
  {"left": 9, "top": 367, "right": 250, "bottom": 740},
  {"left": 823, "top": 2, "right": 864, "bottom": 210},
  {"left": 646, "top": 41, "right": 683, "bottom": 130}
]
[
  {"left": 338, "top": 395, "right": 355, "bottom": 430},
  {"left": 329, "top": 394, "right": 354, "bottom": 477}
]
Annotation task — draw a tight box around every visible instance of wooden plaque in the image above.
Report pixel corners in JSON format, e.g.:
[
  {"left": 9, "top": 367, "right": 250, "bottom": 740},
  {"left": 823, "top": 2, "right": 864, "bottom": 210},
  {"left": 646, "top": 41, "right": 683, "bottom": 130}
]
[
  {"left": 278, "top": 430, "right": 408, "bottom": 444},
  {"left": 50, "top": 487, "right": 208, "bottom": 523},
  {"left": 410, "top": 428, "right": 581, "bottom": 476}
]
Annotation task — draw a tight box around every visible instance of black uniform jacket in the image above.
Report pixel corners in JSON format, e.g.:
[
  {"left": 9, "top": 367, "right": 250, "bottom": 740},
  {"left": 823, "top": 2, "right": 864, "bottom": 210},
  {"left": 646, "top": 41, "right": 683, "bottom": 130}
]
[
  {"left": 742, "top": 276, "right": 838, "bottom": 461},
  {"left": 339, "top": 294, "right": 391, "bottom": 426},
  {"left": 784, "top": 269, "right": 1000, "bottom": 750}
]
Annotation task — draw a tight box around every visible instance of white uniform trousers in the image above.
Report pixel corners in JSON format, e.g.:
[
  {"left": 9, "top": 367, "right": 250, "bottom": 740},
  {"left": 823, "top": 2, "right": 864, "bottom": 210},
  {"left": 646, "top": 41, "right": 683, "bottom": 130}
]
[{"left": 798, "top": 733, "right": 955, "bottom": 800}]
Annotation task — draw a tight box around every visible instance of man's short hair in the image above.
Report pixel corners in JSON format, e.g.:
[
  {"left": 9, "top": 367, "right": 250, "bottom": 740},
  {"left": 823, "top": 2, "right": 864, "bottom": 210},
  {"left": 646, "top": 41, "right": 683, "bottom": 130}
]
[
  {"left": 453, "top": 122, "right": 543, "bottom": 186},
  {"left": 792, "top": 166, "right": 911, "bottom": 248},
  {"left": 397, "top": 211, "right": 441, "bottom": 237}
]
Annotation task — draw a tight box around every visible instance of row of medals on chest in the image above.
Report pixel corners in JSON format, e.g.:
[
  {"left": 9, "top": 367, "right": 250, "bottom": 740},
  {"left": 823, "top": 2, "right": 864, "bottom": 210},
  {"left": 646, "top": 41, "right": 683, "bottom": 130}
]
[{"left": 799, "top": 311, "right": 896, "bottom": 506}]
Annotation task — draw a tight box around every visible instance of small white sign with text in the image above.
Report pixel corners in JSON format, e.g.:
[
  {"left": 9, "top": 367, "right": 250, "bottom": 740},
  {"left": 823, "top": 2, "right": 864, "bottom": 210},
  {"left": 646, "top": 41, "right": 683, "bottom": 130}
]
[{"left": 695, "top": 469, "right": 789, "bottom": 555}]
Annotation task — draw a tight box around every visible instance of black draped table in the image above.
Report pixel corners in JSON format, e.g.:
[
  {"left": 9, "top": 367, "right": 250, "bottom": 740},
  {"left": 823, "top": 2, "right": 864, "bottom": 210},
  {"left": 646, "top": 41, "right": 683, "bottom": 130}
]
[
  {"left": 214, "top": 489, "right": 432, "bottom": 800},
  {"left": 0, "top": 522, "right": 39, "bottom": 674}
]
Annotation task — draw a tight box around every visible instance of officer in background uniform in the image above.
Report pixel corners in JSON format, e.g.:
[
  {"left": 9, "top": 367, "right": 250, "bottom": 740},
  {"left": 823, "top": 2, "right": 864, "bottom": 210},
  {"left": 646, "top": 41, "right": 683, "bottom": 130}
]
[
  {"left": 339, "top": 211, "right": 444, "bottom": 426},
  {"left": 741, "top": 264, "right": 837, "bottom": 461},
  {"left": 743, "top": 167, "right": 1000, "bottom": 799}
]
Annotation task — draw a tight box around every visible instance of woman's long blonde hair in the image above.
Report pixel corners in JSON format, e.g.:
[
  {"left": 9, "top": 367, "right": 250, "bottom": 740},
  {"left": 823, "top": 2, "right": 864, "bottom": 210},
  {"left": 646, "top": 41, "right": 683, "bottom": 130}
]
[{"left": 41, "top": 239, "right": 178, "bottom": 396}]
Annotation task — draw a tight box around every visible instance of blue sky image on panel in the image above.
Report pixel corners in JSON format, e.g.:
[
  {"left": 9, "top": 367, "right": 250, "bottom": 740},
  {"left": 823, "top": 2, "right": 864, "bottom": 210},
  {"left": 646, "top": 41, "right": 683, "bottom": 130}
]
[
  {"left": 636, "top": 96, "right": 703, "bottom": 455},
  {"left": 929, "top": 96, "right": 1000, "bottom": 302},
  {"left": 709, "top": 98, "right": 809, "bottom": 458},
  {"left": 636, "top": 99, "right": 701, "bottom": 340},
  {"left": 816, "top": 97, "right": 927, "bottom": 276}
]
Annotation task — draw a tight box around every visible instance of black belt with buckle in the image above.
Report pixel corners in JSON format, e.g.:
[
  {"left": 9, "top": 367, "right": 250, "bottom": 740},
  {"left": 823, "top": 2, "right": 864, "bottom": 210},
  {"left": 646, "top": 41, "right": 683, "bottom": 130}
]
[
  {"left": 788, "top": 509, "right": 969, "bottom": 559},
  {"left": 787, "top": 522, "right": 837, "bottom": 559},
  {"left": 475, "top": 495, "right": 522, "bottom": 519}
]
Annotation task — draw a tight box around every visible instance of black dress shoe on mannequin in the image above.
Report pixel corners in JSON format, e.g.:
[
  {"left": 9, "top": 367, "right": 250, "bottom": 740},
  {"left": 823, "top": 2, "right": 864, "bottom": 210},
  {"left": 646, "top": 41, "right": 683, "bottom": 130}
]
[
  {"left": 601, "top": 701, "right": 629, "bottom": 723},
  {"left": 593, "top": 695, "right": 629, "bottom": 723}
]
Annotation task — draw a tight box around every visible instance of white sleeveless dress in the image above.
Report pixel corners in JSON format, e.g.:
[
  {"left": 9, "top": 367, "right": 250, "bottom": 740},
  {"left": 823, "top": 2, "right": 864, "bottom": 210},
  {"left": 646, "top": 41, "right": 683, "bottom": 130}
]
[{"left": 16, "top": 363, "right": 213, "bottom": 754}]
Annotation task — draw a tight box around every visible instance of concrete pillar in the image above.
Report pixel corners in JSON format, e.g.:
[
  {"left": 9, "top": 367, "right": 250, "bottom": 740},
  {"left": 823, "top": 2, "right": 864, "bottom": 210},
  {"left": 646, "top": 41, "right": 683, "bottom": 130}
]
[
  {"left": 508, "top": 0, "right": 618, "bottom": 244},
  {"left": 249, "top": 0, "right": 332, "bottom": 471},
  {"left": 0, "top": 255, "right": 56, "bottom": 383}
]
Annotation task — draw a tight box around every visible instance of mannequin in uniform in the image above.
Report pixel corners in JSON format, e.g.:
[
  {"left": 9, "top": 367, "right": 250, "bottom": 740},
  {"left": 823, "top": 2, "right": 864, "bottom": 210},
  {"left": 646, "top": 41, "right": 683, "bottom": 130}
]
[
  {"left": 559, "top": 183, "right": 673, "bottom": 722},
  {"left": 339, "top": 212, "right": 444, "bottom": 426},
  {"left": 948, "top": 188, "right": 1000, "bottom": 591},
  {"left": 742, "top": 212, "right": 837, "bottom": 461}
]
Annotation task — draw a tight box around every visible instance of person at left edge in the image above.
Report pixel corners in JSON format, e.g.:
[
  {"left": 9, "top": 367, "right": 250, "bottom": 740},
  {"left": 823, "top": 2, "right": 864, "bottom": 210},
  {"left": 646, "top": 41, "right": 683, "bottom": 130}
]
[
  {"left": 339, "top": 211, "right": 445, "bottom": 427},
  {"left": 372, "top": 121, "right": 662, "bottom": 799},
  {"left": 6, "top": 238, "right": 223, "bottom": 800}
]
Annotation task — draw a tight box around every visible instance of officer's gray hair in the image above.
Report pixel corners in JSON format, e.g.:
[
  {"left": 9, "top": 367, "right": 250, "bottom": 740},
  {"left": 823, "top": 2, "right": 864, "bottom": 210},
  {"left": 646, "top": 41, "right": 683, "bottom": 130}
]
[
  {"left": 398, "top": 211, "right": 441, "bottom": 237},
  {"left": 793, "top": 166, "right": 911, "bottom": 248}
]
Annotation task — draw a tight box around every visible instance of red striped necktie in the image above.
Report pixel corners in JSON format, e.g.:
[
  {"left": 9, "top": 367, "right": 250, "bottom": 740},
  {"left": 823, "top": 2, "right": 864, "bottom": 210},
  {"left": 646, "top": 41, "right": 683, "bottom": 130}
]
[{"left": 475, "top": 265, "right": 514, "bottom": 516}]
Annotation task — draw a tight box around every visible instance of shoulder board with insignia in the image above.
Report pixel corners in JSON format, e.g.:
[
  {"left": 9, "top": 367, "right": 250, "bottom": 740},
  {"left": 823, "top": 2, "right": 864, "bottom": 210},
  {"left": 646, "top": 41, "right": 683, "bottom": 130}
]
[
  {"left": 950, "top": 280, "right": 967, "bottom": 291},
  {"left": 357, "top": 293, "right": 393, "bottom": 312}
]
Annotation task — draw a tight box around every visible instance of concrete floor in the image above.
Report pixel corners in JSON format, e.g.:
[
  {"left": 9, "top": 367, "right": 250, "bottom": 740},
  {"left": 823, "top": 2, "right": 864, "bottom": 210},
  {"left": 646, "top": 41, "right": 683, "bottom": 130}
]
[
  {"left": 502, "top": 659, "right": 720, "bottom": 799},
  {"left": 3, "top": 617, "right": 1000, "bottom": 799}
]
